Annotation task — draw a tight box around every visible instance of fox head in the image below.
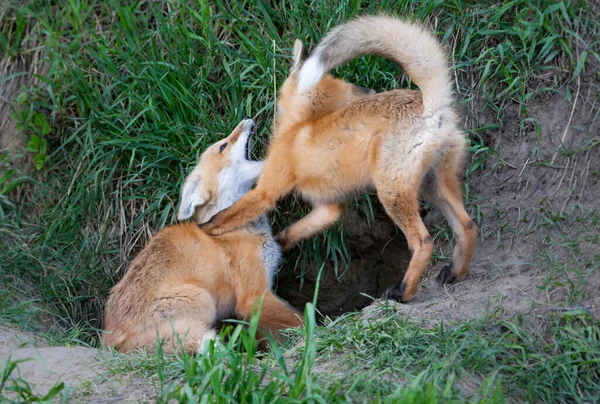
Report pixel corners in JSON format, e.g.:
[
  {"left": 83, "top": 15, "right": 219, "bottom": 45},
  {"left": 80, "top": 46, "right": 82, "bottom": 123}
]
[
  {"left": 276, "top": 39, "right": 375, "bottom": 133},
  {"left": 177, "top": 119, "right": 264, "bottom": 224}
]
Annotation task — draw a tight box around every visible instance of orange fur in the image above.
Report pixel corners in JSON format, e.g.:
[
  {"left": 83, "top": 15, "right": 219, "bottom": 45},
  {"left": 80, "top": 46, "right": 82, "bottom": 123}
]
[
  {"left": 201, "top": 17, "right": 477, "bottom": 303},
  {"left": 103, "top": 121, "right": 304, "bottom": 354}
]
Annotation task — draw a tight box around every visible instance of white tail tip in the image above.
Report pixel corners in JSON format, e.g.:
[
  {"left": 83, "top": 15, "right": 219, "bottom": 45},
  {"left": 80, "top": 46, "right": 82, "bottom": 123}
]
[{"left": 297, "top": 57, "right": 325, "bottom": 93}]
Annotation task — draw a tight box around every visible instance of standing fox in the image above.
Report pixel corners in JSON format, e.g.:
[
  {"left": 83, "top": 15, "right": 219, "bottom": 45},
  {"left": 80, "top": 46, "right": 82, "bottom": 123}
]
[
  {"left": 103, "top": 119, "right": 304, "bottom": 354},
  {"left": 200, "top": 16, "right": 477, "bottom": 303}
]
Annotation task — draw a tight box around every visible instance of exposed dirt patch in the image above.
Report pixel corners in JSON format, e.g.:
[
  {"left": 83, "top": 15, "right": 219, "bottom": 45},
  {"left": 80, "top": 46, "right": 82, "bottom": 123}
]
[
  {"left": 276, "top": 203, "right": 411, "bottom": 316},
  {"left": 0, "top": 327, "right": 154, "bottom": 402},
  {"left": 0, "top": 325, "right": 47, "bottom": 352},
  {"left": 277, "top": 81, "right": 600, "bottom": 323}
]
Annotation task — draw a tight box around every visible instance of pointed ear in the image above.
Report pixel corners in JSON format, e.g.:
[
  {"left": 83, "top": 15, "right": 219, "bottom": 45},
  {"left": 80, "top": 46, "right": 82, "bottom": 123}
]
[
  {"left": 177, "top": 176, "right": 210, "bottom": 221},
  {"left": 292, "top": 39, "right": 306, "bottom": 72}
]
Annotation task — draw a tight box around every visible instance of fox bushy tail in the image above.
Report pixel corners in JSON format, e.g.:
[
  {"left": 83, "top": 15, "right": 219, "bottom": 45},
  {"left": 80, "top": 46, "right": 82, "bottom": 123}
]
[{"left": 297, "top": 16, "right": 453, "bottom": 116}]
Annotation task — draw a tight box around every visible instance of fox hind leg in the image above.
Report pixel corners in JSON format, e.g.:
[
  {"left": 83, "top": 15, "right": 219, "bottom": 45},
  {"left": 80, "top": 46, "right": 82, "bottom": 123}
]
[
  {"left": 122, "top": 284, "right": 220, "bottom": 354},
  {"left": 235, "top": 291, "right": 304, "bottom": 347},
  {"left": 276, "top": 203, "right": 345, "bottom": 251},
  {"left": 378, "top": 188, "right": 434, "bottom": 302},
  {"left": 374, "top": 136, "right": 442, "bottom": 302},
  {"left": 422, "top": 145, "right": 477, "bottom": 285}
]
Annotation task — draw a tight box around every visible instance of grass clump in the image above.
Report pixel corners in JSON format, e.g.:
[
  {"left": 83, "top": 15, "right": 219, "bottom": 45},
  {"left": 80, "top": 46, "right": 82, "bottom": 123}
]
[{"left": 311, "top": 306, "right": 600, "bottom": 402}]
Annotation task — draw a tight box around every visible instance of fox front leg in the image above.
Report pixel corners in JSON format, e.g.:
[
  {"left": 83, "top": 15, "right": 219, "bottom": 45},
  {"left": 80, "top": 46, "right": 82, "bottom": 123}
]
[
  {"left": 201, "top": 156, "right": 295, "bottom": 235},
  {"left": 200, "top": 188, "right": 276, "bottom": 235}
]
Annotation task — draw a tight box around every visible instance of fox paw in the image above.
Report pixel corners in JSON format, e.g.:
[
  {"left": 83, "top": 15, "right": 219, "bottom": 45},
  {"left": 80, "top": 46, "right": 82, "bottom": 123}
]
[
  {"left": 383, "top": 283, "right": 406, "bottom": 302},
  {"left": 437, "top": 263, "right": 456, "bottom": 285},
  {"left": 275, "top": 231, "right": 294, "bottom": 252},
  {"left": 199, "top": 220, "right": 226, "bottom": 236},
  {"left": 196, "top": 330, "right": 218, "bottom": 354},
  {"left": 199, "top": 221, "right": 215, "bottom": 232}
]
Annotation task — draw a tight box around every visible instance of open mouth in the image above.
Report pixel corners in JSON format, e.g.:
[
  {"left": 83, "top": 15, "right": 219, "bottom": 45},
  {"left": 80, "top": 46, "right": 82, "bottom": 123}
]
[{"left": 244, "top": 122, "right": 255, "bottom": 160}]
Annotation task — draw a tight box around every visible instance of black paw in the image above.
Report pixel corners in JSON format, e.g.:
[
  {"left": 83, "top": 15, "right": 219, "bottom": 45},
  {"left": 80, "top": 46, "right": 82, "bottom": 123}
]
[
  {"left": 437, "top": 263, "right": 456, "bottom": 285},
  {"left": 383, "top": 283, "right": 406, "bottom": 301}
]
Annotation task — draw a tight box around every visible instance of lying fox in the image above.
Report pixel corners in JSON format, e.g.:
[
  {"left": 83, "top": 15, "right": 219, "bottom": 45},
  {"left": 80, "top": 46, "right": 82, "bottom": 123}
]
[
  {"left": 200, "top": 16, "right": 477, "bottom": 303},
  {"left": 102, "top": 119, "right": 304, "bottom": 353}
]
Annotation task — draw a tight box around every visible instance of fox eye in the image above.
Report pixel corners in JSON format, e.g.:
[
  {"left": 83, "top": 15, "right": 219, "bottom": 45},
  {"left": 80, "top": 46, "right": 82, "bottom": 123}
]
[{"left": 219, "top": 143, "right": 228, "bottom": 153}]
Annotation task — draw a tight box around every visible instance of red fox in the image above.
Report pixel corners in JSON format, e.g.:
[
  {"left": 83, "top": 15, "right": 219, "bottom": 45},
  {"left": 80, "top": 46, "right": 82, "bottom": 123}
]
[
  {"left": 102, "top": 119, "right": 304, "bottom": 354},
  {"left": 200, "top": 16, "right": 477, "bottom": 303}
]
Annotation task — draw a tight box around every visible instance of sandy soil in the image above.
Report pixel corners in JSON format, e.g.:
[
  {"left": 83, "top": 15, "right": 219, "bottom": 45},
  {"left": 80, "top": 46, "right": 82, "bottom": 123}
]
[
  {"left": 0, "top": 326, "right": 154, "bottom": 402},
  {"left": 278, "top": 84, "right": 600, "bottom": 323}
]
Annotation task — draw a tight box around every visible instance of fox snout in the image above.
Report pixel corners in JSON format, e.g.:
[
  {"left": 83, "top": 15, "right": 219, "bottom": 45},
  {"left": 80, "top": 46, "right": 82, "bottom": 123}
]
[
  {"left": 241, "top": 118, "right": 255, "bottom": 133},
  {"left": 240, "top": 119, "right": 256, "bottom": 161}
]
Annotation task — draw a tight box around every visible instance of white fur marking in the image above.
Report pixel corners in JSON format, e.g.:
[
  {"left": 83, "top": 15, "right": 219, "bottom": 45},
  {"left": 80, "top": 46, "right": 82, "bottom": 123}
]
[
  {"left": 177, "top": 179, "right": 206, "bottom": 220},
  {"left": 240, "top": 160, "right": 264, "bottom": 184},
  {"left": 261, "top": 238, "right": 283, "bottom": 290},
  {"left": 194, "top": 159, "right": 261, "bottom": 224},
  {"left": 297, "top": 57, "right": 325, "bottom": 93},
  {"left": 197, "top": 329, "right": 217, "bottom": 353}
]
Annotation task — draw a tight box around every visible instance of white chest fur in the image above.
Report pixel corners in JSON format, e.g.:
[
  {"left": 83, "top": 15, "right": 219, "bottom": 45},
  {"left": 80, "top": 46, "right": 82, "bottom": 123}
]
[
  {"left": 260, "top": 237, "right": 283, "bottom": 290},
  {"left": 246, "top": 215, "right": 282, "bottom": 291}
]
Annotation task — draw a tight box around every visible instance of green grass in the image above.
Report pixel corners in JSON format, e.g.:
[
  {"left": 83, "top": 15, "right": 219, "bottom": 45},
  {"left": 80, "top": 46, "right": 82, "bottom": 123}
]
[
  {"left": 1, "top": 0, "right": 600, "bottom": 401},
  {"left": 532, "top": 207, "right": 600, "bottom": 304},
  {"left": 92, "top": 305, "right": 598, "bottom": 403},
  {"left": 310, "top": 307, "right": 599, "bottom": 403},
  {"left": 3, "top": 304, "right": 598, "bottom": 402},
  {"left": 2, "top": 0, "right": 597, "bottom": 340}
]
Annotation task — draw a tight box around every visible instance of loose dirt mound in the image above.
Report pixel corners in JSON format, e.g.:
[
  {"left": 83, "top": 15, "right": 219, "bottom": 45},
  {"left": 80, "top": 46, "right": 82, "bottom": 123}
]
[{"left": 0, "top": 325, "right": 46, "bottom": 352}]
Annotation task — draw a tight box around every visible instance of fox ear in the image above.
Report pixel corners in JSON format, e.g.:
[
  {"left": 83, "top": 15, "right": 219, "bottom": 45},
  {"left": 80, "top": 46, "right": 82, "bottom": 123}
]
[
  {"left": 177, "top": 176, "right": 210, "bottom": 221},
  {"left": 292, "top": 39, "right": 306, "bottom": 71}
]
